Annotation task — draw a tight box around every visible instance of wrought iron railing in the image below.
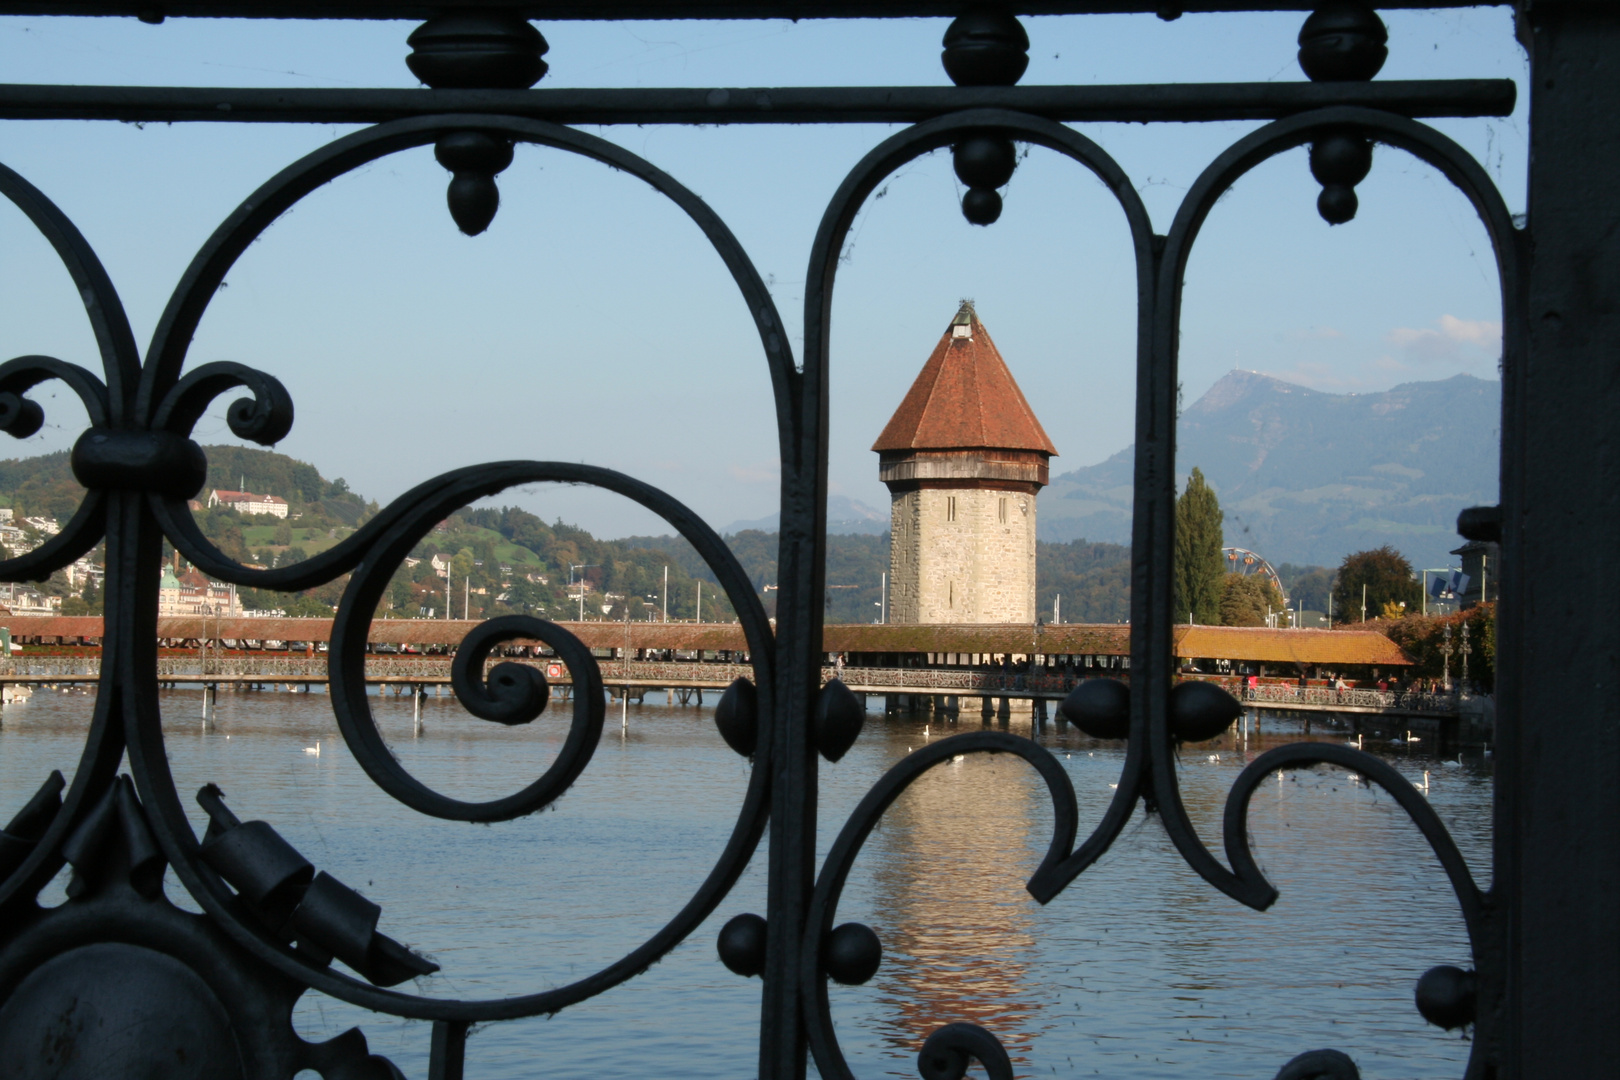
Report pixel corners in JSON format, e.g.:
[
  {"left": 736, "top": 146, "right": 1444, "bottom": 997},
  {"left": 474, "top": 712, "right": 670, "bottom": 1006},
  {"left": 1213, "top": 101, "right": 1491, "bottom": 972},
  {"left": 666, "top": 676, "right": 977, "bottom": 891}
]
[
  {"left": 1239, "top": 682, "right": 1461, "bottom": 713},
  {"left": 0, "top": 3, "right": 1612, "bottom": 1079}
]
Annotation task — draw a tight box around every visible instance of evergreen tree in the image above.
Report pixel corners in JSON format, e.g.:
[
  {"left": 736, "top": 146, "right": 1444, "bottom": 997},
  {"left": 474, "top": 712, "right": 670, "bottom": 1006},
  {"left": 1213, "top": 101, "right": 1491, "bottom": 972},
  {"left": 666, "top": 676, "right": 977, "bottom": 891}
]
[
  {"left": 1219, "top": 572, "right": 1285, "bottom": 627},
  {"left": 1174, "top": 467, "right": 1225, "bottom": 625}
]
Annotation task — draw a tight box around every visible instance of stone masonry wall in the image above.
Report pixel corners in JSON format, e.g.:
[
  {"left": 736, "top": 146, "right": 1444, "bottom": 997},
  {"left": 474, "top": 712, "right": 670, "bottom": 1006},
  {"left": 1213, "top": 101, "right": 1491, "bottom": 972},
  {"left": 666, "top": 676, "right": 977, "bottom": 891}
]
[{"left": 888, "top": 486, "right": 1037, "bottom": 624}]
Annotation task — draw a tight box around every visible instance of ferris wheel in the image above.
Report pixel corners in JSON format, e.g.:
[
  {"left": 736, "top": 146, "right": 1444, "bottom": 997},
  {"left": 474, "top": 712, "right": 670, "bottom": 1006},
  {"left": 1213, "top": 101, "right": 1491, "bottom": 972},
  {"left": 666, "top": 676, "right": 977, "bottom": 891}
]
[{"left": 1222, "top": 546, "right": 1287, "bottom": 601}]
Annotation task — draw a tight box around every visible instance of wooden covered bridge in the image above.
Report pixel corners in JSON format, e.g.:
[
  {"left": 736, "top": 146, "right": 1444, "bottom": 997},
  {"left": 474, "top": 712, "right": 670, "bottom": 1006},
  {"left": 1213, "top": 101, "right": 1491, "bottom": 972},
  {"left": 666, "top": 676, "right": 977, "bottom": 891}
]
[{"left": 0, "top": 615, "right": 1443, "bottom": 718}]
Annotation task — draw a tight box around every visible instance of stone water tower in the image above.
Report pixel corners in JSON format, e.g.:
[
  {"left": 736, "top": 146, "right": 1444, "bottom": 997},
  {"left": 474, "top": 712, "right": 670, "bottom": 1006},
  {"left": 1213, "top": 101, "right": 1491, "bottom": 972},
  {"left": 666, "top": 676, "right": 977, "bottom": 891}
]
[{"left": 873, "top": 302, "right": 1056, "bottom": 624}]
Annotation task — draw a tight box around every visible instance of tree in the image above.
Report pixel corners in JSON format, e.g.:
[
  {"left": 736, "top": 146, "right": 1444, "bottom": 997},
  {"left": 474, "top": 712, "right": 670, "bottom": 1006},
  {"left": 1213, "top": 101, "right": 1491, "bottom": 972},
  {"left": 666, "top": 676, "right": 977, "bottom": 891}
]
[
  {"left": 1278, "top": 563, "right": 1335, "bottom": 613},
  {"left": 1333, "top": 546, "right": 1421, "bottom": 624},
  {"left": 1220, "top": 573, "right": 1284, "bottom": 627},
  {"left": 1174, "top": 467, "right": 1225, "bottom": 625}
]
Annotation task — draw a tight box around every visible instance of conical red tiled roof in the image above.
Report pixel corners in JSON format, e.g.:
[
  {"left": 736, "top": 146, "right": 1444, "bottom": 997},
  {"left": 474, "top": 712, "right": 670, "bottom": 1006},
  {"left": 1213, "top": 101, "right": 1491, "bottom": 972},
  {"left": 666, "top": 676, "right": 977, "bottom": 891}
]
[{"left": 872, "top": 303, "right": 1057, "bottom": 455}]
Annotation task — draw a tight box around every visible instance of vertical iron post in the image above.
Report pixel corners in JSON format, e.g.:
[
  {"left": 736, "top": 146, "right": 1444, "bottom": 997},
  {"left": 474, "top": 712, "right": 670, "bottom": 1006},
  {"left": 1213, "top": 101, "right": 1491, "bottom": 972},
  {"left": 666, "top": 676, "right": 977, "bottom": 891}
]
[{"left": 1503, "top": 2, "right": 1620, "bottom": 1072}]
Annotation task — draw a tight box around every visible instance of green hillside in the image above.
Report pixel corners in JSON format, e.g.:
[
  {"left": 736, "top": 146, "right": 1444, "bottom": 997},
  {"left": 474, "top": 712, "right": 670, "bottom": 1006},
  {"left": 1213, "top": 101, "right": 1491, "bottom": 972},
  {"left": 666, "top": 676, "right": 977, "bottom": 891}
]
[{"left": 0, "top": 445, "right": 1134, "bottom": 624}]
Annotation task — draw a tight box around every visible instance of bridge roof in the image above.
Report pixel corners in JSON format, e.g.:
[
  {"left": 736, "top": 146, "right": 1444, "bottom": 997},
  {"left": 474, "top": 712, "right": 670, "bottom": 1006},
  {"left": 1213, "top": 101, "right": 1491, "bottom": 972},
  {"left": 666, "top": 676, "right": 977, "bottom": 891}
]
[
  {"left": 1177, "top": 626, "right": 1412, "bottom": 666},
  {"left": 872, "top": 302, "right": 1056, "bottom": 457},
  {"left": 1, "top": 616, "right": 1406, "bottom": 665}
]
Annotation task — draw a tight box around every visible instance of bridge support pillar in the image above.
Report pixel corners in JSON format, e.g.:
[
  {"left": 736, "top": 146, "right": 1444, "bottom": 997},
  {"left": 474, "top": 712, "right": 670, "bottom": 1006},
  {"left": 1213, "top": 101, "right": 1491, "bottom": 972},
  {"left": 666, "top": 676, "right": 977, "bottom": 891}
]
[
  {"left": 979, "top": 695, "right": 993, "bottom": 721},
  {"left": 997, "top": 697, "right": 1010, "bottom": 722}
]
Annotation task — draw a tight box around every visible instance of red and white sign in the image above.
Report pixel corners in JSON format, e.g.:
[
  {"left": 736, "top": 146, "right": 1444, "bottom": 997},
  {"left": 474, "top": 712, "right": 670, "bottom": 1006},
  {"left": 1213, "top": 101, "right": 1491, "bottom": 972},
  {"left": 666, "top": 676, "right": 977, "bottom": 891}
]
[{"left": 546, "top": 663, "right": 564, "bottom": 679}]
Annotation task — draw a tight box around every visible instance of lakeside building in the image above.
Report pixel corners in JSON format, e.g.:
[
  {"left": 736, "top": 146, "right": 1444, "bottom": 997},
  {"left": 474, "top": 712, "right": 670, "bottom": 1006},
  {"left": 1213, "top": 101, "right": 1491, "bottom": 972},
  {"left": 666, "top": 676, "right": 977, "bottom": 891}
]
[
  {"left": 874, "top": 302, "right": 1056, "bottom": 624},
  {"left": 158, "top": 565, "right": 242, "bottom": 617},
  {"left": 207, "top": 488, "right": 290, "bottom": 518}
]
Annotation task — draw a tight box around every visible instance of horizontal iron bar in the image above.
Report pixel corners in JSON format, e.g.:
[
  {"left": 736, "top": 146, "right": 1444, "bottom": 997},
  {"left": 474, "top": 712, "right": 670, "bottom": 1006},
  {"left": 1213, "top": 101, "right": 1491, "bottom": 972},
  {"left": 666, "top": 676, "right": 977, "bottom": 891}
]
[
  {"left": 0, "top": 2, "right": 1508, "bottom": 21},
  {"left": 0, "top": 79, "right": 1515, "bottom": 125}
]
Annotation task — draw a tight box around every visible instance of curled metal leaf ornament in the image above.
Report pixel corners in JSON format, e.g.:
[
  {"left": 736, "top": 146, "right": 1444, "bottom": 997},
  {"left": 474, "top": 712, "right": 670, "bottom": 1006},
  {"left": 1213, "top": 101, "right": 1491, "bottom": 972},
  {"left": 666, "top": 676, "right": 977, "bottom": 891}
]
[{"left": 917, "top": 1022, "right": 1013, "bottom": 1080}]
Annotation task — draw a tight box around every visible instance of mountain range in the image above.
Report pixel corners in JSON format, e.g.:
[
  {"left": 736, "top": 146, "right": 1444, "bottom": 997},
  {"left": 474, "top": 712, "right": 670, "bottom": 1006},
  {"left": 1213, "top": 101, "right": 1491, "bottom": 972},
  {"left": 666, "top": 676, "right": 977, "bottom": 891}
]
[
  {"left": 1040, "top": 370, "right": 1500, "bottom": 571},
  {"left": 723, "top": 493, "right": 888, "bottom": 536}
]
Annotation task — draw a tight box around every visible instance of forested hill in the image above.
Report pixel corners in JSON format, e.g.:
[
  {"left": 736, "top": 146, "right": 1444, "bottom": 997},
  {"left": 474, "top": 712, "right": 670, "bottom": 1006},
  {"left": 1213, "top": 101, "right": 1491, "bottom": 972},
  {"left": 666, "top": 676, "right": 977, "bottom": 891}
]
[
  {"left": 0, "top": 446, "right": 1131, "bottom": 623},
  {"left": 0, "top": 447, "right": 370, "bottom": 526}
]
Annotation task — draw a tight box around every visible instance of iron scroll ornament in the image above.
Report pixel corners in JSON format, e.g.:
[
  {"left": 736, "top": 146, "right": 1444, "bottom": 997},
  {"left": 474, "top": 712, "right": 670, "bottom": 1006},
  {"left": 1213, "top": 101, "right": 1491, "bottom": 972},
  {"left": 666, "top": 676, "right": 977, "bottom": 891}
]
[
  {"left": 787, "top": 105, "right": 1509, "bottom": 1079},
  {"left": 0, "top": 115, "right": 788, "bottom": 1035},
  {"left": 0, "top": 97, "right": 1511, "bottom": 1076},
  {"left": 1145, "top": 106, "right": 1523, "bottom": 930}
]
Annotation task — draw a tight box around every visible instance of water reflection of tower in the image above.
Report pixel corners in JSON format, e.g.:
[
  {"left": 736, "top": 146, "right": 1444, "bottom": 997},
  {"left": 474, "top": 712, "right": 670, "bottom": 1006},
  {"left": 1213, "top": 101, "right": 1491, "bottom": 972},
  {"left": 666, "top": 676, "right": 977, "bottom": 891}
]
[{"left": 856, "top": 754, "right": 1048, "bottom": 1069}]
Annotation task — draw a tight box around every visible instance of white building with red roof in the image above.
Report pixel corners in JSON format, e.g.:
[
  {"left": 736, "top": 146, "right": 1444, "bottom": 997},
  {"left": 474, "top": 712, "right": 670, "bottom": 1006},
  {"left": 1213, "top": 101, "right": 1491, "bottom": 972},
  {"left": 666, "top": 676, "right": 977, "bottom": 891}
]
[{"left": 207, "top": 489, "right": 290, "bottom": 519}]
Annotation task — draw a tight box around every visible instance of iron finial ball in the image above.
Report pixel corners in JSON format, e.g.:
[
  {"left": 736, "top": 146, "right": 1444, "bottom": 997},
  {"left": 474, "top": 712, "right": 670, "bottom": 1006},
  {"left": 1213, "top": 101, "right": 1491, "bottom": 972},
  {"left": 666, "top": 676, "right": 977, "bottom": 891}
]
[
  {"left": 1058, "top": 678, "right": 1130, "bottom": 740},
  {"left": 1168, "top": 680, "right": 1241, "bottom": 743},
  {"left": 717, "top": 913, "right": 768, "bottom": 977},
  {"left": 824, "top": 922, "right": 882, "bottom": 985},
  {"left": 434, "top": 131, "right": 516, "bottom": 236},
  {"left": 961, "top": 188, "right": 1003, "bottom": 226},
  {"left": 953, "top": 135, "right": 1018, "bottom": 190},
  {"left": 941, "top": 8, "right": 1030, "bottom": 87},
  {"left": 1309, "top": 132, "right": 1374, "bottom": 225},
  {"left": 1297, "top": 2, "right": 1388, "bottom": 82},
  {"left": 1415, "top": 965, "right": 1477, "bottom": 1029},
  {"left": 407, "top": 13, "right": 549, "bottom": 89},
  {"left": 714, "top": 676, "right": 759, "bottom": 757},
  {"left": 816, "top": 678, "right": 866, "bottom": 762}
]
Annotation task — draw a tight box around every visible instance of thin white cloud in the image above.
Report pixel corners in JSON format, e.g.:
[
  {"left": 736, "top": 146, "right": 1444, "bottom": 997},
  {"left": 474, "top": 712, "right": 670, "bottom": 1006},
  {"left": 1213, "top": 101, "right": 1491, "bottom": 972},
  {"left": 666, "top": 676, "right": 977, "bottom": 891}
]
[
  {"left": 1288, "top": 325, "right": 1345, "bottom": 341},
  {"left": 1386, "top": 315, "right": 1502, "bottom": 361},
  {"left": 728, "top": 462, "right": 779, "bottom": 484}
]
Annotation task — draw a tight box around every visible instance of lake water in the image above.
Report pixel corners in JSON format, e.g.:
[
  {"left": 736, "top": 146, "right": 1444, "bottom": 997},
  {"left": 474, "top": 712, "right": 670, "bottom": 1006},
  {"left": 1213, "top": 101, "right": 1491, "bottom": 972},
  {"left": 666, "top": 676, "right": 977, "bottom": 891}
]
[{"left": 0, "top": 686, "right": 1491, "bottom": 1080}]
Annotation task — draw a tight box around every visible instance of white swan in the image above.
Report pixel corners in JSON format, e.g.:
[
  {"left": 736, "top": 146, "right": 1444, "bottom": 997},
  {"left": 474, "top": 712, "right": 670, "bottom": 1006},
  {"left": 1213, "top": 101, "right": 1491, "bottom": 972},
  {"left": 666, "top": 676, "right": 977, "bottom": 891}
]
[{"left": 303, "top": 741, "right": 321, "bottom": 756}]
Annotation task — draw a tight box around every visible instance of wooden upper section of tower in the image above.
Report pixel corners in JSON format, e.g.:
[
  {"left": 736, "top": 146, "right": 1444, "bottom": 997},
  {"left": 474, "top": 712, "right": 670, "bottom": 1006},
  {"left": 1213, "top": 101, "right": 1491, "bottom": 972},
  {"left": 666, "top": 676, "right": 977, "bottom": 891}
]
[{"left": 873, "top": 302, "right": 1057, "bottom": 457}]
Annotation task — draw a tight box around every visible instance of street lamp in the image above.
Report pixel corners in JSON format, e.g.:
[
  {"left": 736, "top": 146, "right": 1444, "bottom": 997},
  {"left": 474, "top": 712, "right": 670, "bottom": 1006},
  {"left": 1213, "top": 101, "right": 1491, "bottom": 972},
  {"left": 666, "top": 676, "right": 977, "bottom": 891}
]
[
  {"left": 570, "top": 564, "right": 599, "bottom": 621},
  {"left": 1441, "top": 622, "right": 1454, "bottom": 691},
  {"left": 1460, "top": 620, "right": 1472, "bottom": 688}
]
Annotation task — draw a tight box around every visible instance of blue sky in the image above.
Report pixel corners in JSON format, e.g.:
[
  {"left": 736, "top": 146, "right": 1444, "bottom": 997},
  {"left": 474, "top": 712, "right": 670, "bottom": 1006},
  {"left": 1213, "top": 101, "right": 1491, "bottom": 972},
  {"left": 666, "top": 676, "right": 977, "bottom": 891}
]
[{"left": 0, "top": 10, "right": 1524, "bottom": 537}]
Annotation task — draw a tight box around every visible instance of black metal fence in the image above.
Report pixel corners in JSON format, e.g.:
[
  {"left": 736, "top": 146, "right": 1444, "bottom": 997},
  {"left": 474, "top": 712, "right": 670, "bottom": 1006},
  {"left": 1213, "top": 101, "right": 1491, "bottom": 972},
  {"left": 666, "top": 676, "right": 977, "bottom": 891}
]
[{"left": 0, "top": 4, "right": 1614, "bottom": 1078}]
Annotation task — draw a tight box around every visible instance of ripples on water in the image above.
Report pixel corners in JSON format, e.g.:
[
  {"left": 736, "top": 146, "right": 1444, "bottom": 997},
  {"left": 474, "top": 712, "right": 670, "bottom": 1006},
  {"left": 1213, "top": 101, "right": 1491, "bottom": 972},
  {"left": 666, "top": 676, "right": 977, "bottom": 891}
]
[{"left": 0, "top": 686, "right": 1490, "bottom": 1079}]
